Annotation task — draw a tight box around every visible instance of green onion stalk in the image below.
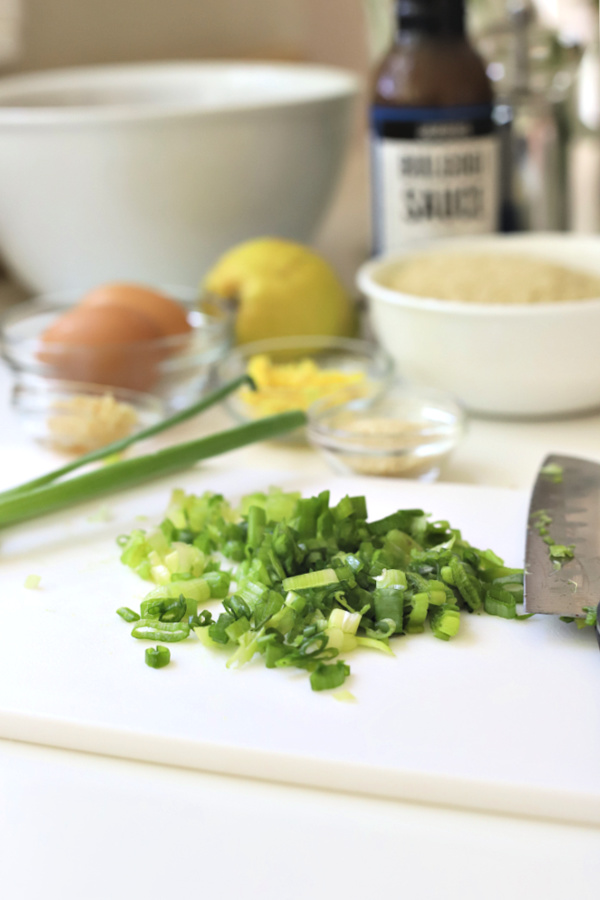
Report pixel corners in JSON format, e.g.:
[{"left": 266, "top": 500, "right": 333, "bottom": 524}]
[
  {"left": 0, "top": 375, "right": 306, "bottom": 530},
  {"left": 0, "top": 373, "right": 253, "bottom": 500}
]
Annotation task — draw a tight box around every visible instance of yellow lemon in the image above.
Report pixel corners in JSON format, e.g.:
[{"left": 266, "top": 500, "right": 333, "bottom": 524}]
[{"left": 202, "top": 237, "right": 356, "bottom": 344}]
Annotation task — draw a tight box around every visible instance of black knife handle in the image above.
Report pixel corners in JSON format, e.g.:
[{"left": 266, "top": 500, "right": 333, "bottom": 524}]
[{"left": 596, "top": 603, "right": 600, "bottom": 650}]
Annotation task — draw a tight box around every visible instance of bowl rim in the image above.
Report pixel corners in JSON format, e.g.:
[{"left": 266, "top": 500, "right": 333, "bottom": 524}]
[
  {"left": 217, "top": 333, "right": 395, "bottom": 375},
  {"left": 306, "top": 381, "right": 466, "bottom": 443},
  {"left": 13, "top": 372, "right": 167, "bottom": 414},
  {"left": 217, "top": 334, "right": 396, "bottom": 431},
  {"left": 0, "top": 287, "right": 233, "bottom": 359},
  {"left": 0, "top": 60, "right": 361, "bottom": 126},
  {"left": 357, "top": 233, "right": 600, "bottom": 317}
]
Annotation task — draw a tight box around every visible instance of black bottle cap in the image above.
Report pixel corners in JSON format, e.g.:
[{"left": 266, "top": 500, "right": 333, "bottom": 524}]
[{"left": 396, "top": 0, "right": 465, "bottom": 36}]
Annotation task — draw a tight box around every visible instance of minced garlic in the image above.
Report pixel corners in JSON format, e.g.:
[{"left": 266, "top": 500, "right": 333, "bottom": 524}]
[
  {"left": 239, "top": 354, "right": 367, "bottom": 417},
  {"left": 47, "top": 393, "right": 138, "bottom": 453}
]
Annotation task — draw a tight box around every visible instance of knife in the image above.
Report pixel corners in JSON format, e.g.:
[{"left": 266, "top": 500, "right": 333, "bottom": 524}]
[{"left": 524, "top": 453, "right": 600, "bottom": 646}]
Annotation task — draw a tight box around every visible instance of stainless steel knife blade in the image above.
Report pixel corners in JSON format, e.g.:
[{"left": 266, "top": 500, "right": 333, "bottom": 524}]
[{"left": 525, "top": 454, "right": 600, "bottom": 627}]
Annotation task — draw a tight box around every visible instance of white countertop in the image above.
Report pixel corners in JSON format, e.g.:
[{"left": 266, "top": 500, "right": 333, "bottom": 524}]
[
  {"left": 2, "top": 151, "right": 600, "bottom": 896},
  {"left": 2, "top": 358, "right": 600, "bottom": 900}
]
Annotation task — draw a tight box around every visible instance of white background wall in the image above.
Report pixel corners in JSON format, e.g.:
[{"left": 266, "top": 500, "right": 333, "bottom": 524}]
[
  {"left": 4, "top": 2, "right": 595, "bottom": 78},
  {"left": 10, "top": 0, "right": 370, "bottom": 75}
]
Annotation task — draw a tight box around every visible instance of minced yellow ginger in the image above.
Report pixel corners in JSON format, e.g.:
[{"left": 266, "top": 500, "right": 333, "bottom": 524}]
[
  {"left": 47, "top": 393, "right": 138, "bottom": 453},
  {"left": 240, "top": 354, "right": 366, "bottom": 416}
]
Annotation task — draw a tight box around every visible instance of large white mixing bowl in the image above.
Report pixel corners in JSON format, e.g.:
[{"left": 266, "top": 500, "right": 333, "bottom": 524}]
[{"left": 0, "top": 61, "right": 359, "bottom": 292}]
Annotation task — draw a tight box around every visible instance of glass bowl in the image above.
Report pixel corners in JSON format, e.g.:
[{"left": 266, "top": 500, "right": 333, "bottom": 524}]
[
  {"left": 12, "top": 375, "right": 166, "bottom": 454},
  {"left": 0, "top": 287, "right": 233, "bottom": 413},
  {"left": 217, "top": 335, "right": 395, "bottom": 441},
  {"left": 307, "top": 381, "right": 467, "bottom": 480}
]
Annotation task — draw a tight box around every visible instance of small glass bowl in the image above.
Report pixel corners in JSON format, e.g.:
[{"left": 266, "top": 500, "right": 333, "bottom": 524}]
[
  {"left": 217, "top": 334, "right": 395, "bottom": 441},
  {"left": 13, "top": 374, "right": 166, "bottom": 454},
  {"left": 307, "top": 381, "right": 466, "bottom": 480},
  {"left": 0, "top": 287, "right": 233, "bottom": 413}
]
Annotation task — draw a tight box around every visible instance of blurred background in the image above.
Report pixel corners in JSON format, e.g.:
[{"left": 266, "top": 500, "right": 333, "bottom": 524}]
[
  {"left": 0, "top": 1, "right": 594, "bottom": 75},
  {"left": 0, "top": 0, "right": 597, "bottom": 288},
  {"left": 0, "top": 0, "right": 367, "bottom": 72},
  {"left": 0, "top": 1, "right": 599, "bottom": 449}
]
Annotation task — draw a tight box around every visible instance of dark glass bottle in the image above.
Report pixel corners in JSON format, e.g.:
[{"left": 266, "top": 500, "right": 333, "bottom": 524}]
[{"left": 370, "top": 0, "right": 499, "bottom": 252}]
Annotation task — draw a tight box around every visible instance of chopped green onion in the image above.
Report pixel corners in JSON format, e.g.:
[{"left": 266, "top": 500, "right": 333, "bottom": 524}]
[
  {"left": 142, "top": 579, "right": 210, "bottom": 607},
  {"left": 430, "top": 604, "right": 461, "bottom": 641},
  {"left": 282, "top": 568, "right": 339, "bottom": 591},
  {"left": 114, "top": 484, "right": 530, "bottom": 689},
  {"left": 131, "top": 619, "right": 190, "bottom": 642},
  {"left": 406, "top": 593, "right": 429, "bottom": 634},
  {"left": 355, "top": 636, "right": 394, "bottom": 655},
  {"left": 332, "top": 690, "right": 357, "bottom": 703},
  {"left": 375, "top": 568, "right": 408, "bottom": 589},
  {"left": 540, "top": 463, "right": 563, "bottom": 484},
  {"left": 577, "top": 606, "right": 598, "bottom": 629},
  {"left": 145, "top": 645, "right": 171, "bottom": 669},
  {"left": 116, "top": 607, "right": 141, "bottom": 623},
  {"left": 548, "top": 544, "right": 575, "bottom": 560},
  {"left": 194, "top": 625, "right": 229, "bottom": 650},
  {"left": 530, "top": 509, "right": 575, "bottom": 569},
  {"left": 24, "top": 574, "right": 41, "bottom": 589},
  {"left": 225, "top": 616, "right": 251, "bottom": 642},
  {"left": 246, "top": 504, "right": 267, "bottom": 549},
  {"left": 140, "top": 595, "right": 188, "bottom": 623},
  {"left": 310, "top": 661, "right": 351, "bottom": 692},
  {"left": 449, "top": 557, "right": 482, "bottom": 611},
  {"left": 372, "top": 588, "right": 404, "bottom": 633},
  {"left": 483, "top": 586, "right": 517, "bottom": 619}
]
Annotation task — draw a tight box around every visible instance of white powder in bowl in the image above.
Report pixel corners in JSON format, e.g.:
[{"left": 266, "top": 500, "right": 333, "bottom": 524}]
[{"left": 386, "top": 253, "right": 600, "bottom": 305}]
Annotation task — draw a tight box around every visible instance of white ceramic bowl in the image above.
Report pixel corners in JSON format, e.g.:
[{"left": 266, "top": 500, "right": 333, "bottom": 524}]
[
  {"left": 0, "top": 61, "right": 359, "bottom": 293},
  {"left": 358, "top": 234, "right": 600, "bottom": 418}
]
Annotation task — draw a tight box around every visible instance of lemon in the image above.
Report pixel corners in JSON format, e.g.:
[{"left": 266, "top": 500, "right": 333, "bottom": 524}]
[{"left": 202, "top": 237, "right": 356, "bottom": 344}]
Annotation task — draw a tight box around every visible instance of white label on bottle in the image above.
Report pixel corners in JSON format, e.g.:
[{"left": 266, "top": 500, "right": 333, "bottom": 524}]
[{"left": 372, "top": 133, "right": 500, "bottom": 251}]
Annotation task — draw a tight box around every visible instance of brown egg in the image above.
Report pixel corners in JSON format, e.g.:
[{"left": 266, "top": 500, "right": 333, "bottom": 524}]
[
  {"left": 80, "top": 283, "right": 192, "bottom": 337},
  {"left": 39, "top": 304, "right": 163, "bottom": 391}
]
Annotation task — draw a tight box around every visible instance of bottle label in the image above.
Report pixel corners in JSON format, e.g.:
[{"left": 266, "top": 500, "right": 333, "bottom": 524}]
[{"left": 370, "top": 104, "right": 500, "bottom": 252}]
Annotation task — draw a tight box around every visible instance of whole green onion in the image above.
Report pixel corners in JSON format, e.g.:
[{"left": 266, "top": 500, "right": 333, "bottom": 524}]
[
  {"left": 0, "top": 374, "right": 253, "bottom": 501},
  {"left": 0, "top": 410, "right": 306, "bottom": 530}
]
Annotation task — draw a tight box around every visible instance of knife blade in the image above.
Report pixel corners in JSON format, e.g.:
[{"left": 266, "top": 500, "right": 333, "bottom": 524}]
[{"left": 524, "top": 454, "right": 600, "bottom": 644}]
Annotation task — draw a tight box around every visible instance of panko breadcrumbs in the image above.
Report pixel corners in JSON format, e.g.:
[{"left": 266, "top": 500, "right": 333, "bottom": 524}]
[
  {"left": 333, "top": 418, "right": 443, "bottom": 478},
  {"left": 386, "top": 253, "right": 600, "bottom": 304}
]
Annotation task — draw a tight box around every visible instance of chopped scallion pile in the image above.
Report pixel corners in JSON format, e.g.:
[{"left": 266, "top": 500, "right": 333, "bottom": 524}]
[{"left": 117, "top": 487, "right": 528, "bottom": 690}]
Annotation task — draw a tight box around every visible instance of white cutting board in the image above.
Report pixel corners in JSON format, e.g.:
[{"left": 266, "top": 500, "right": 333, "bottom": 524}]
[{"left": 1, "top": 468, "right": 598, "bottom": 825}]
